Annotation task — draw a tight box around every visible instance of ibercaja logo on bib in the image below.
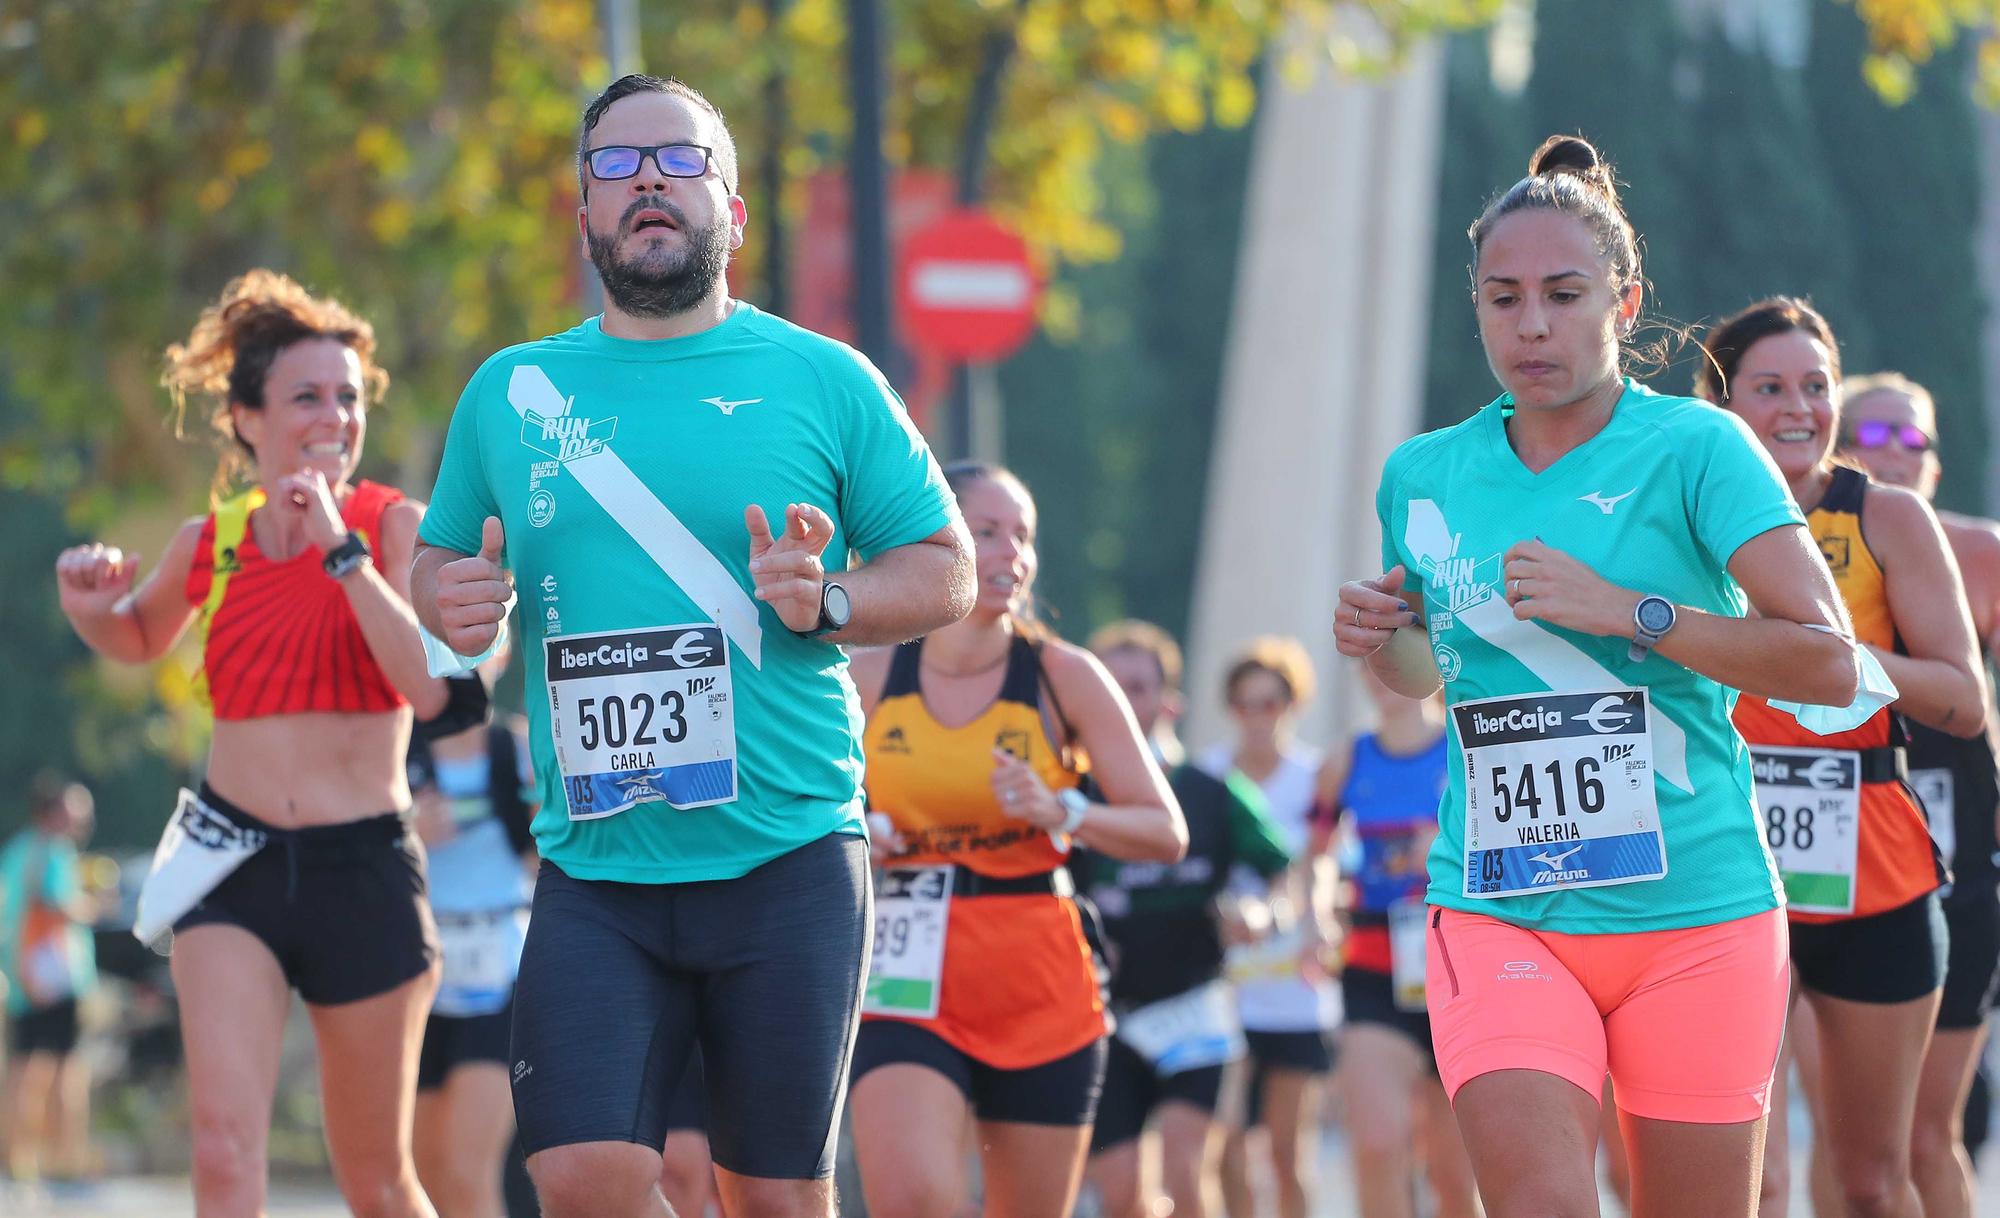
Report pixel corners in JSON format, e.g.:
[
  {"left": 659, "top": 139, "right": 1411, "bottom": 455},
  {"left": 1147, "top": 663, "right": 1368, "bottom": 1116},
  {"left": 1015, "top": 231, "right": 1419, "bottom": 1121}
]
[
  {"left": 1454, "top": 690, "right": 1645, "bottom": 748},
  {"left": 547, "top": 627, "right": 724, "bottom": 677}
]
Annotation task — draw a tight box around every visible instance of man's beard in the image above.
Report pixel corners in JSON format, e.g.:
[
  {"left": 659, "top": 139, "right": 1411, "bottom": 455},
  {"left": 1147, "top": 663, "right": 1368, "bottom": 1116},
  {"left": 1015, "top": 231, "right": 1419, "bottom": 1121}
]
[{"left": 586, "top": 201, "right": 729, "bottom": 318}]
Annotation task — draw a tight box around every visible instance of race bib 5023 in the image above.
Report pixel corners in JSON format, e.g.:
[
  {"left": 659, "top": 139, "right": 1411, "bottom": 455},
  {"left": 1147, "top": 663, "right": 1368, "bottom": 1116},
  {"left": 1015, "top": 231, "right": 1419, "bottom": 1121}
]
[{"left": 545, "top": 625, "right": 736, "bottom": 820}]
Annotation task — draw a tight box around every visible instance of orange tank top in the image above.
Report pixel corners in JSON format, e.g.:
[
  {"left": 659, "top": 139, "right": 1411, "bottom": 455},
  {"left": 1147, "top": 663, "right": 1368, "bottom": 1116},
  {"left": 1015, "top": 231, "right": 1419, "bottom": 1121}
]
[
  {"left": 862, "top": 634, "right": 1106, "bottom": 1068},
  {"left": 184, "top": 480, "right": 408, "bottom": 721},
  {"left": 1732, "top": 466, "right": 1941, "bottom": 921}
]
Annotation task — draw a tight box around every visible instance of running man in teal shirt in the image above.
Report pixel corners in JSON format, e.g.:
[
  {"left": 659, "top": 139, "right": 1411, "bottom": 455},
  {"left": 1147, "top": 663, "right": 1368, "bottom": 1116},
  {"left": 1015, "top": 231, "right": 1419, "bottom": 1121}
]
[{"left": 412, "top": 75, "right": 974, "bottom": 1218}]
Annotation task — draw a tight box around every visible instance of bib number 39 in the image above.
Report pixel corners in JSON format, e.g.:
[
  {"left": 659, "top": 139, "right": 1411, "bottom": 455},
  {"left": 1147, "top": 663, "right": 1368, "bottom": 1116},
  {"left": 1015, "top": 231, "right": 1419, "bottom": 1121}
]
[{"left": 864, "top": 866, "right": 952, "bottom": 1020}]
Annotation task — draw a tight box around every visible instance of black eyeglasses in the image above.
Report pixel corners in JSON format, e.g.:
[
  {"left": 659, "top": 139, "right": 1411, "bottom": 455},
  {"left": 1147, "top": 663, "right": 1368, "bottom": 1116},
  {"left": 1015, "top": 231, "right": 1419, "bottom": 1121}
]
[
  {"left": 586, "top": 143, "right": 716, "bottom": 183},
  {"left": 1846, "top": 420, "right": 1934, "bottom": 453}
]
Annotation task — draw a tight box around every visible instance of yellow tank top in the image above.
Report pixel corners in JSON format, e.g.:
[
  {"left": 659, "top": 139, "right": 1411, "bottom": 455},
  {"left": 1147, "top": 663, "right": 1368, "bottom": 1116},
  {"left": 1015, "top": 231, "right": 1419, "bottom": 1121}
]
[
  {"left": 864, "top": 634, "right": 1082, "bottom": 877},
  {"left": 1812, "top": 466, "right": 1894, "bottom": 649},
  {"left": 1733, "top": 465, "right": 1940, "bottom": 920},
  {"left": 861, "top": 633, "right": 1107, "bottom": 1067}
]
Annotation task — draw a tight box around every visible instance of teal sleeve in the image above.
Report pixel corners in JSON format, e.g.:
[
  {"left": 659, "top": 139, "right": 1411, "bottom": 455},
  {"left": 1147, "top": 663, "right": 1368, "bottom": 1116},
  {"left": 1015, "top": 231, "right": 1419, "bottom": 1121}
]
[
  {"left": 827, "top": 348, "right": 959, "bottom": 558},
  {"left": 1685, "top": 409, "right": 1807, "bottom": 571},
  {"left": 42, "top": 842, "right": 78, "bottom": 907},
  {"left": 1225, "top": 771, "right": 1293, "bottom": 878},
  {"left": 417, "top": 359, "right": 502, "bottom": 558}
]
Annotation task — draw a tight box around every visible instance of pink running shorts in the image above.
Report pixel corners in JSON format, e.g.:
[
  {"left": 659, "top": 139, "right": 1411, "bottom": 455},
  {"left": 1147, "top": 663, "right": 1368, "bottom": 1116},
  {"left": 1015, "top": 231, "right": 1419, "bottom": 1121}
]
[{"left": 1424, "top": 905, "right": 1788, "bottom": 1123}]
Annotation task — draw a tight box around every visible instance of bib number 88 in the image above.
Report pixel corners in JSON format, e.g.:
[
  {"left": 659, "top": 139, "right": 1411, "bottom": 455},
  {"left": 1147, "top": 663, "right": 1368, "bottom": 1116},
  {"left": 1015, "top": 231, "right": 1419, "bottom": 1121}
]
[
  {"left": 1489, "top": 757, "right": 1606, "bottom": 823},
  {"left": 1766, "top": 804, "right": 1816, "bottom": 851},
  {"left": 576, "top": 693, "right": 687, "bottom": 750}
]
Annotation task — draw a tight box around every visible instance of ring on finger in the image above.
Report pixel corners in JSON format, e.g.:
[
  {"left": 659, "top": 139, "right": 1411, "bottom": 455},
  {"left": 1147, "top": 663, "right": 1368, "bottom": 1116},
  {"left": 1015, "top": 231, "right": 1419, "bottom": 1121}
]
[{"left": 1353, "top": 607, "right": 1363, "bottom": 628}]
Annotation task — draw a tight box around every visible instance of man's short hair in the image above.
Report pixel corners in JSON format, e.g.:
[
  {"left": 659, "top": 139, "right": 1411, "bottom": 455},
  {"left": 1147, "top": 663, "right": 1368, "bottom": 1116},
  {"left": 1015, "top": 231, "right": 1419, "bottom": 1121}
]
[
  {"left": 577, "top": 73, "right": 739, "bottom": 199},
  {"left": 1087, "top": 620, "right": 1185, "bottom": 691}
]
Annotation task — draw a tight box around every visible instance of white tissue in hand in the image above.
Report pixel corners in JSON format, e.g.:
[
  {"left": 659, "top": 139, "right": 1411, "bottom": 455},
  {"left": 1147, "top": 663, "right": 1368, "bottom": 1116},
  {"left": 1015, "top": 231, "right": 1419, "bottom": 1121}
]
[{"left": 1767, "top": 644, "right": 1898, "bottom": 736}]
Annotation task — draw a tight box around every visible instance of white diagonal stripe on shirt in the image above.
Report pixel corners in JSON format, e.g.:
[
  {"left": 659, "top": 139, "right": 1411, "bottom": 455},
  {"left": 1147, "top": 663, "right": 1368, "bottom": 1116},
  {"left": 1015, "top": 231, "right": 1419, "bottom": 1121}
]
[
  {"left": 508, "top": 364, "right": 764, "bottom": 669},
  {"left": 1407, "top": 498, "right": 1692, "bottom": 793}
]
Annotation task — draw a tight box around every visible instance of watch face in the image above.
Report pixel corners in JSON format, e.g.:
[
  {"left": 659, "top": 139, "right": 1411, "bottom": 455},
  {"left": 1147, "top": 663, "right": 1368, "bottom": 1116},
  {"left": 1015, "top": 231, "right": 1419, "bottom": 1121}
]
[
  {"left": 824, "top": 582, "right": 853, "bottom": 626},
  {"left": 1637, "top": 598, "right": 1674, "bottom": 634}
]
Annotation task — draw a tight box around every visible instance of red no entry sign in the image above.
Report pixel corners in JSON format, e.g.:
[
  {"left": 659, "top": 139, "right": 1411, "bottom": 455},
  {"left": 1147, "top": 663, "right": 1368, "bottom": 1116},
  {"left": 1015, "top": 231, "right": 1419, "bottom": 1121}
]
[{"left": 896, "top": 209, "right": 1041, "bottom": 362}]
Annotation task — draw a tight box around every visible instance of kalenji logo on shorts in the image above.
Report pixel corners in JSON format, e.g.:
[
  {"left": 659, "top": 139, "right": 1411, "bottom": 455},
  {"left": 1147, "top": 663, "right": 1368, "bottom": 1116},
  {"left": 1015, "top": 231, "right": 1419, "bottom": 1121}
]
[{"left": 1496, "top": 960, "right": 1550, "bottom": 982}]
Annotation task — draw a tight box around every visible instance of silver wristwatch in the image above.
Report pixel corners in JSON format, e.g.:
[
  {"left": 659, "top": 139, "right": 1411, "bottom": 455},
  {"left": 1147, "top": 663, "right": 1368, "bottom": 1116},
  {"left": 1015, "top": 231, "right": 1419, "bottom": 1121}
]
[{"left": 1629, "top": 595, "right": 1677, "bottom": 662}]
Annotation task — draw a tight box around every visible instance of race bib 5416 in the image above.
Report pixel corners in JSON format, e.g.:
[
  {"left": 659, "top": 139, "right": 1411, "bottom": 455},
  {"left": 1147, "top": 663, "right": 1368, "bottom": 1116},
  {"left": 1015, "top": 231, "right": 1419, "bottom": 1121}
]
[{"left": 1456, "top": 688, "right": 1666, "bottom": 898}]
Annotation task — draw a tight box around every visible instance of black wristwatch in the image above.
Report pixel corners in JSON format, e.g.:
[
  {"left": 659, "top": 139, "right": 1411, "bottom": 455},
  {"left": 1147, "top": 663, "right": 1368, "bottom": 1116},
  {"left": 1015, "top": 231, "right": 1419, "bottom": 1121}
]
[
  {"left": 322, "top": 533, "right": 372, "bottom": 580},
  {"left": 797, "top": 580, "right": 852, "bottom": 639}
]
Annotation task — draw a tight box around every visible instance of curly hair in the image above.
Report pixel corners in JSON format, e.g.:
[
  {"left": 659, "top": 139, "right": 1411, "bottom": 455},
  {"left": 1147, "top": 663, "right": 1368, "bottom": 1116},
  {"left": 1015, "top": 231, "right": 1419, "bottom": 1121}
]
[{"left": 162, "top": 269, "right": 388, "bottom": 494}]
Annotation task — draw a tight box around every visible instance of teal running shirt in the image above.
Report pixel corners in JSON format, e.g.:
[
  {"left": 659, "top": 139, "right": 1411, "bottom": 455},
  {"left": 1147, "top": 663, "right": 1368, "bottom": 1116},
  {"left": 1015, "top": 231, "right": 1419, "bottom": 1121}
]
[
  {"left": 1377, "top": 380, "right": 1803, "bottom": 933},
  {"left": 420, "top": 305, "right": 958, "bottom": 883}
]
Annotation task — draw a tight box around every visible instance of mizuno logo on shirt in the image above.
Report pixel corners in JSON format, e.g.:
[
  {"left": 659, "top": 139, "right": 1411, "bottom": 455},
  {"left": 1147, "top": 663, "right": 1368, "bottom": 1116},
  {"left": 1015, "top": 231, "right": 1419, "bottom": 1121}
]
[
  {"left": 1579, "top": 489, "right": 1637, "bottom": 514},
  {"left": 701, "top": 395, "right": 764, "bottom": 415}
]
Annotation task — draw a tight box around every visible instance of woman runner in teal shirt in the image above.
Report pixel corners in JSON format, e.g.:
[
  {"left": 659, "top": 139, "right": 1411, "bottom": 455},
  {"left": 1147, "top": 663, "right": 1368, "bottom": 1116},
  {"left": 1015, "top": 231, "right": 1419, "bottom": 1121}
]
[{"left": 1338, "top": 135, "right": 1862, "bottom": 1217}]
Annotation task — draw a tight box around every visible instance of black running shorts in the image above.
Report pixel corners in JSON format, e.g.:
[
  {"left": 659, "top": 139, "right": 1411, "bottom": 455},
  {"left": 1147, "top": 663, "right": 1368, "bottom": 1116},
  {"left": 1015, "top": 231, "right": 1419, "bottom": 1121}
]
[{"left": 508, "top": 832, "right": 869, "bottom": 1179}]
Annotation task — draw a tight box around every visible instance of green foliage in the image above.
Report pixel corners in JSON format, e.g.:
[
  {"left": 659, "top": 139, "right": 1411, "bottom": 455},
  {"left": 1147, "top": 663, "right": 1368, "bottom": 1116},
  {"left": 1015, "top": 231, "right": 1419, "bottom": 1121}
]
[
  {"left": 0, "top": 481, "right": 179, "bottom": 848},
  {"left": 0, "top": 0, "right": 607, "bottom": 507}
]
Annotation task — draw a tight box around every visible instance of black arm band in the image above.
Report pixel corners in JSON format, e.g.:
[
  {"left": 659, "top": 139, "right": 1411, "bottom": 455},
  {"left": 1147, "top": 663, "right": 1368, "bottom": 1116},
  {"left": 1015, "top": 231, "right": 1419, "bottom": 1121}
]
[{"left": 414, "top": 672, "right": 492, "bottom": 741}]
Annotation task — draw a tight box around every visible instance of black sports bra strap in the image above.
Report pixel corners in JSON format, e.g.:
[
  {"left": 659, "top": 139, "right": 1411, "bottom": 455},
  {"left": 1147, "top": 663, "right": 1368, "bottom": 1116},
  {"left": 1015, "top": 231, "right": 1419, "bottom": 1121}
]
[
  {"left": 1025, "top": 638, "right": 1080, "bottom": 768},
  {"left": 1820, "top": 465, "right": 1867, "bottom": 515},
  {"left": 883, "top": 639, "right": 925, "bottom": 698},
  {"left": 999, "top": 633, "right": 1043, "bottom": 706}
]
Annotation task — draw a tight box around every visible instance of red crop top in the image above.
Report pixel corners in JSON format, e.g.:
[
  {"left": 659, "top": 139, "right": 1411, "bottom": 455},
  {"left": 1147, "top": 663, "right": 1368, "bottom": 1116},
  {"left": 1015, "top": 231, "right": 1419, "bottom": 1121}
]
[{"left": 184, "top": 480, "right": 408, "bottom": 720}]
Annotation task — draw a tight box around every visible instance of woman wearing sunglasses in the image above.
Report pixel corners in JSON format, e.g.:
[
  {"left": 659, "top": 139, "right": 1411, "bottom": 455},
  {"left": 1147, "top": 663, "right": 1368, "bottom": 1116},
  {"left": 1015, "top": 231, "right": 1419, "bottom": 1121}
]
[
  {"left": 54, "top": 270, "right": 454, "bottom": 1217},
  {"left": 1836, "top": 372, "right": 2000, "bottom": 1218},
  {"left": 1699, "top": 300, "right": 1988, "bottom": 1218}
]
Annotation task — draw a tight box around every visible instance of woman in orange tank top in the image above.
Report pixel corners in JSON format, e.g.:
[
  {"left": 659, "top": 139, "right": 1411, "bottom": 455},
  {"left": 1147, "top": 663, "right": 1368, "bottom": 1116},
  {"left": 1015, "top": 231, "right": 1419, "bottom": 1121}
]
[
  {"left": 54, "top": 271, "right": 456, "bottom": 1218},
  {"left": 846, "top": 462, "right": 1187, "bottom": 1218},
  {"left": 1697, "top": 298, "right": 1987, "bottom": 1218}
]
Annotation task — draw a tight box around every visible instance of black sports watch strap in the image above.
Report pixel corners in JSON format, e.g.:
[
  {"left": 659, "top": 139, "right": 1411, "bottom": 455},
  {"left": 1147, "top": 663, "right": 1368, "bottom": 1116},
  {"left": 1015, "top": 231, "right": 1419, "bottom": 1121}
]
[
  {"left": 798, "top": 580, "right": 852, "bottom": 639},
  {"left": 322, "top": 533, "right": 372, "bottom": 579}
]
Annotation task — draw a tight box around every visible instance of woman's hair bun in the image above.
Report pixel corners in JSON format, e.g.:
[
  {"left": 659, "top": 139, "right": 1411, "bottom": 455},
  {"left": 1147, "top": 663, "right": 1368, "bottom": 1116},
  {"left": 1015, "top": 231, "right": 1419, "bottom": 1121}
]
[
  {"left": 1528, "top": 134, "right": 1618, "bottom": 205},
  {"left": 1529, "top": 133, "right": 1599, "bottom": 176}
]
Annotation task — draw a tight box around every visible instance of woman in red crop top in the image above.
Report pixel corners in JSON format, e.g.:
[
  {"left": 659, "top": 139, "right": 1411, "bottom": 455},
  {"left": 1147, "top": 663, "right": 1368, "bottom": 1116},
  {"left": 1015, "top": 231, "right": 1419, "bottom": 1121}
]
[{"left": 54, "top": 270, "right": 453, "bottom": 1218}]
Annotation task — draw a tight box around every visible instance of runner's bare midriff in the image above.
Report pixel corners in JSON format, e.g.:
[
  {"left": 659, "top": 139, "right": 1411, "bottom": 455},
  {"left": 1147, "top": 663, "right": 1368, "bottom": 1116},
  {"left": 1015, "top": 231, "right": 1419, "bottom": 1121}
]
[{"left": 205, "top": 710, "right": 415, "bottom": 827}]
